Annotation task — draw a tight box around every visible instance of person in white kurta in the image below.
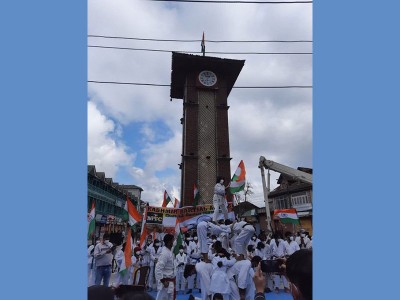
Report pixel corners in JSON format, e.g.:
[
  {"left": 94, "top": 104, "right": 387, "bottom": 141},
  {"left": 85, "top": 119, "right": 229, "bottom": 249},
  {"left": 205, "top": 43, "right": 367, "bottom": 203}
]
[
  {"left": 254, "top": 242, "right": 266, "bottom": 260},
  {"left": 187, "top": 237, "right": 201, "bottom": 291},
  {"left": 149, "top": 239, "right": 163, "bottom": 290},
  {"left": 306, "top": 236, "right": 312, "bottom": 249},
  {"left": 248, "top": 235, "right": 260, "bottom": 248},
  {"left": 197, "top": 221, "right": 210, "bottom": 261},
  {"left": 155, "top": 234, "right": 176, "bottom": 300},
  {"left": 218, "top": 221, "right": 232, "bottom": 251},
  {"left": 284, "top": 236, "right": 300, "bottom": 256},
  {"left": 233, "top": 221, "right": 256, "bottom": 258},
  {"left": 227, "top": 259, "right": 251, "bottom": 300},
  {"left": 87, "top": 242, "right": 97, "bottom": 286},
  {"left": 212, "top": 176, "right": 228, "bottom": 222},
  {"left": 195, "top": 261, "right": 213, "bottom": 300},
  {"left": 113, "top": 244, "right": 124, "bottom": 286},
  {"left": 175, "top": 246, "right": 187, "bottom": 293},
  {"left": 295, "top": 230, "right": 311, "bottom": 250},
  {"left": 209, "top": 254, "right": 236, "bottom": 300},
  {"left": 270, "top": 235, "right": 289, "bottom": 292}
]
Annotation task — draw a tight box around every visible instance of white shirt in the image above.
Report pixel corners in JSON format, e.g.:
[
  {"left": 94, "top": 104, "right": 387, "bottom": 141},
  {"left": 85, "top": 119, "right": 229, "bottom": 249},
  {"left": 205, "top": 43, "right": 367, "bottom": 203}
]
[
  {"left": 271, "top": 239, "right": 286, "bottom": 257},
  {"left": 208, "top": 222, "right": 230, "bottom": 236},
  {"left": 209, "top": 256, "right": 236, "bottom": 294},
  {"left": 227, "top": 259, "right": 252, "bottom": 289},
  {"left": 285, "top": 240, "right": 300, "bottom": 256},
  {"left": 175, "top": 252, "right": 187, "bottom": 270},
  {"left": 114, "top": 246, "right": 124, "bottom": 271},
  {"left": 94, "top": 241, "right": 113, "bottom": 267},
  {"left": 214, "top": 183, "right": 225, "bottom": 197},
  {"left": 248, "top": 238, "right": 260, "bottom": 248},
  {"left": 155, "top": 246, "right": 175, "bottom": 283},
  {"left": 187, "top": 241, "right": 201, "bottom": 262},
  {"left": 296, "top": 236, "right": 311, "bottom": 249},
  {"left": 232, "top": 221, "right": 249, "bottom": 234},
  {"left": 87, "top": 245, "right": 95, "bottom": 264},
  {"left": 254, "top": 248, "right": 265, "bottom": 260},
  {"left": 149, "top": 244, "right": 163, "bottom": 266}
]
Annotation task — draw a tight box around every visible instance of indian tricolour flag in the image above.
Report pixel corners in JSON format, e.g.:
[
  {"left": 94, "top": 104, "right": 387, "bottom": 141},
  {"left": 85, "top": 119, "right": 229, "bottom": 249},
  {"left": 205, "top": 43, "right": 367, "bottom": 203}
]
[
  {"left": 139, "top": 206, "right": 149, "bottom": 249},
  {"left": 273, "top": 208, "right": 300, "bottom": 225},
  {"left": 173, "top": 217, "right": 183, "bottom": 256},
  {"left": 87, "top": 201, "right": 95, "bottom": 239},
  {"left": 162, "top": 190, "right": 174, "bottom": 207},
  {"left": 124, "top": 196, "right": 142, "bottom": 226},
  {"left": 119, "top": 227, "right": 133, "bottom": 276},
  {"left": 230, "top": 160, "right": 246, "bottom": 194}
]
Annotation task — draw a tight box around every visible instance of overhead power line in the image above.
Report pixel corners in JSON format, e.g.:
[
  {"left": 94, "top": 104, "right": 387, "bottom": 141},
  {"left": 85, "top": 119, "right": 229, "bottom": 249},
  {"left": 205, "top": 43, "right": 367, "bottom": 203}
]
[
  {"left": 88, "top": 45, "right": 312, "bottom": 55},
  {"left": 88, "top": 80, "right": 312, "bottom": 89},
  {"left": 148, "top": 0, "right": 312, "bottom": 4},
  {"left": 88, "top": 34, "right": 312, "bottom": 43}
]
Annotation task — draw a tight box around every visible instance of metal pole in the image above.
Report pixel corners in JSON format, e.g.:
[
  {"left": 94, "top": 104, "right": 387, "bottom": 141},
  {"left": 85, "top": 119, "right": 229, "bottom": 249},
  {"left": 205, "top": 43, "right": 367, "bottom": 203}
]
[{"left": 260, "top": 164, "right": 272, "bottom": 231}]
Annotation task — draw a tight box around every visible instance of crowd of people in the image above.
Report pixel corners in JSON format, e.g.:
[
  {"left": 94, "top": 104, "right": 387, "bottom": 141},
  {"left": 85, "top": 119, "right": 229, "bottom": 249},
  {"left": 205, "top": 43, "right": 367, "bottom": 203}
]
[
  {"left": 87, "top": 177, "right": 312, "bottom": 300},
  {"left": 88, "top": 223, "right": 312, "bottom": 300}
]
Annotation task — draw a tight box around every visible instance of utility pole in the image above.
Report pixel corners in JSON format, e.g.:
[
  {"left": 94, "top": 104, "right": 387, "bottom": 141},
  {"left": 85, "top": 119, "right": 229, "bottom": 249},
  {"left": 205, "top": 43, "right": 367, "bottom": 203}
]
[{"left": 259, "top": 163, "right": 272, "bottom": 232}]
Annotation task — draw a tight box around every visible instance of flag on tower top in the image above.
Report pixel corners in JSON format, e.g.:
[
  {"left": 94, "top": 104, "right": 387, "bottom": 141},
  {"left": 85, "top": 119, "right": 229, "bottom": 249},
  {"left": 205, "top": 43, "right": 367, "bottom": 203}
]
[
  {"left": 201, "top": 32, "right": 205, "bottom": 56},
  {"left": 230, "top": 160, "right": 246, "bottom": 193}
]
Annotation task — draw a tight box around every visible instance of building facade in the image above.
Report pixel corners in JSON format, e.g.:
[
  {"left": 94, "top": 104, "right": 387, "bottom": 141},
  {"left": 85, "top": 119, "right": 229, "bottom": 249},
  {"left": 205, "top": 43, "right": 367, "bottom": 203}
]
[
  {"left": 268, "top": 167, "right": 313, "bottom": 235},
  {"left": 87, "top": 165, "right": 143, "bottom": 241}
]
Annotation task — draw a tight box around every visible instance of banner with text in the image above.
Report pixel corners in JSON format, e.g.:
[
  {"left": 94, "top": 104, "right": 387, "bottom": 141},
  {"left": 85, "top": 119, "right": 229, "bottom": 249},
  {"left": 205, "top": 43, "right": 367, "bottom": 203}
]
[{"left": 145, "top": 203, "right": 235, "bottom": 230}]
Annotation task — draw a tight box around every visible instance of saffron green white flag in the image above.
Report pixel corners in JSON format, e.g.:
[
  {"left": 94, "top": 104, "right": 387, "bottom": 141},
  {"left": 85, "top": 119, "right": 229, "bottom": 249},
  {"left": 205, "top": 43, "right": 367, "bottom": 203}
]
[
  {"left": 87, "top": 201, "right": 95, "bottom": 239},
  {"left": 229, "top": 160, "right": 246, "bottom": 193}
]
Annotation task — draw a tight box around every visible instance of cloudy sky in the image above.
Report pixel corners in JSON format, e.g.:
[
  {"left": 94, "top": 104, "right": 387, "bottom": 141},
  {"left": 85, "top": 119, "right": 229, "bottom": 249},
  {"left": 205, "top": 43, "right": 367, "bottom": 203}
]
[{"left": 88, "top": 0, "right": 312, "bottom": 207}]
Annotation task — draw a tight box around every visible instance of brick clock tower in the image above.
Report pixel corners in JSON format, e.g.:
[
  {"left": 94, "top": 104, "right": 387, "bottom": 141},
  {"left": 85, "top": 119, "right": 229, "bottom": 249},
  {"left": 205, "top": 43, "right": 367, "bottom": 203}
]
[{"left": 170, "top": 52, "right": 245, "bottom": 206}]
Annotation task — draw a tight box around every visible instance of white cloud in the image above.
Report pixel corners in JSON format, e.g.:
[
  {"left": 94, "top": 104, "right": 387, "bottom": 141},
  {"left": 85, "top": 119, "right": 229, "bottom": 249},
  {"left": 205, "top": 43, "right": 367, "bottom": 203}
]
[
  {"left": 140, "top": 124, "right": 156, "bottom": 142},
  {"left": 87, "top": 101, "right": 134, "bottom": 177},
  {"left": 88, "top": 0, "right": 312, "bottom": 209}
]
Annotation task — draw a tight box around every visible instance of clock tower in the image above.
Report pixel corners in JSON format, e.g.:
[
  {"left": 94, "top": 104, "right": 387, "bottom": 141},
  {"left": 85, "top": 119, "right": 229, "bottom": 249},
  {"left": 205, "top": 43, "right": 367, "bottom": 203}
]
[{"left": 170, "top": 52, "right": 245, "bottom": 207}]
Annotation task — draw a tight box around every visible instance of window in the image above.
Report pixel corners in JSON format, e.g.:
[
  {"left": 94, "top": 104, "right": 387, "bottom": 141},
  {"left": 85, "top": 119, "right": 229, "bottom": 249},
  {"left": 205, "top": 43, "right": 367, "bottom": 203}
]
[
  {"left": 291, "top": 193, "right": 311, "bottom": 206},
  {"left": 274, "top": 196, "right": 290, "bottom": 210}
]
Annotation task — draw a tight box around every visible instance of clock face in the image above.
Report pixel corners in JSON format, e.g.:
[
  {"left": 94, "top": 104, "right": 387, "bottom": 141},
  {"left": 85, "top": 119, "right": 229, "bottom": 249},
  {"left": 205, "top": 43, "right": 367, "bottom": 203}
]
[{"left": 198, "top": 70, "right": 217, "bottom": 87}]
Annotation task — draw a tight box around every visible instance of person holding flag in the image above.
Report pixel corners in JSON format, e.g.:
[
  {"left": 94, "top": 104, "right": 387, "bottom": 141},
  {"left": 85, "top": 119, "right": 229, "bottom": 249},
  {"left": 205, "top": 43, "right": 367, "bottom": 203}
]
[
  {"left": 113, "top": 228, "right": 133, "bottom": 286},
  {"left": 212, "top": 176, "right": 229, "bottom": 222}
]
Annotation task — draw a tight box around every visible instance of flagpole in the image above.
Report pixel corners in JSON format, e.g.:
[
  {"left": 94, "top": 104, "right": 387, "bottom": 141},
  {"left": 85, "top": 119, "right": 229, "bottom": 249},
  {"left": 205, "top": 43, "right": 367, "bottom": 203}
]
[{"left": 259, "top": 163, "right": 272, "bottom": 232}]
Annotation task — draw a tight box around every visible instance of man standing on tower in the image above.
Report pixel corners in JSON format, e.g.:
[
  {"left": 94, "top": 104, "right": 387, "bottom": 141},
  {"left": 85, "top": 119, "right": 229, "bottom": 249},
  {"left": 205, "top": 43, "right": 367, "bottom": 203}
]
[{"left": 212, "top": 176, "right": 229, "bottom": 222}]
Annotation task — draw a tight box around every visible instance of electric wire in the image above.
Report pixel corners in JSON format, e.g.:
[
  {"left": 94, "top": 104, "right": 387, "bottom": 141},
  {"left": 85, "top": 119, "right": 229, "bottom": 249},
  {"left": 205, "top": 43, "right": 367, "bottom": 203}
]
[
  {"left": 88, "top": 45, "right": 312, "bottom": 55},
  {"left": 87, "top": 80, "right": 312, "bottom": 89},
  {"left": 88, "top": 34, "right": 312, "bottom": 43}
]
